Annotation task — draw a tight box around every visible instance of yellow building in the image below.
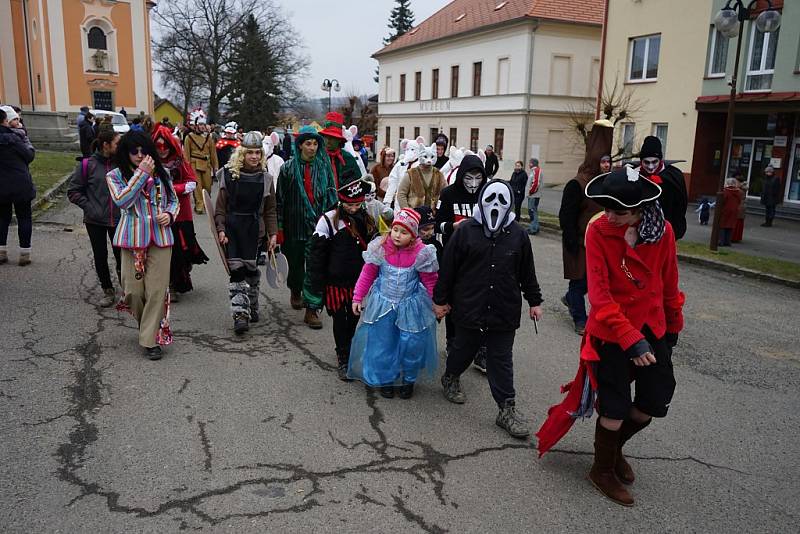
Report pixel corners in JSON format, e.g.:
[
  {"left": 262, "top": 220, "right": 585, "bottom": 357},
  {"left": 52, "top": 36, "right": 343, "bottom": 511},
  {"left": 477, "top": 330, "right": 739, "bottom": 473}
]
[
  {"left": 0, "top": 0, "right": 155, "bottom": 115},
  {"left": 154, "top": 97, "right": 182, "bottom": 127}
]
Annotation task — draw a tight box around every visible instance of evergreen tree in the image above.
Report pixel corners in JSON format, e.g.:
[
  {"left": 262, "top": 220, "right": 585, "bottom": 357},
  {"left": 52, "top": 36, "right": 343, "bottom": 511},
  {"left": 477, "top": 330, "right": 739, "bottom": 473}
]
[
  {"left": 227, "top": 14, "right": 280, "bottom": 131},
  {"left": 384, "top": 0, "right": 415, "bottom": 45}
]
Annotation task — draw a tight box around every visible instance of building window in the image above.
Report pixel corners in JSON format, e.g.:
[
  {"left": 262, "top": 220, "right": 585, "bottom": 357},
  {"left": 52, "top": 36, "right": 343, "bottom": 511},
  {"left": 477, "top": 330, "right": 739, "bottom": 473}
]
[
  {"left": 745, "top": 25, "right": 779, "bottom": 92},
  {"left": 546, "top": 130, "right": 564, "bottom": 164},
  {"left": 707, "top": 26, "right": 729, "bottom": 77},
  {"left": 430, "top": 128, "right": 439, "bottom": 143},
  {"left": 399, "top": 126, "right": 405, "bottom": 141},
  {"left": 414, "top": 126, "right": 420, "bottom": 138},
  {"left": 451, "top": 65, "right": 459, "bottom": 98},
  {"left": 414, "top": 71, "right": 421, "bottom": 101},
  {"left": 652, "top": 123, "right": 668, "bottom": 155},
  {"left": 628, "top": 34, "right": 660, "bottom": 82},
  {"left": 497, "top": 58, "right": 509, "bottom": 94},
  {"left": 470, "top": 128, "right": 479, "bottom": 152},
  {"left": 450, "top": 127, "right": 457, "bottom": 147},
  {"left": 385, "top": 76, "right": 393, "bottom": 101},
  {"left": 432, "top": 69, "right": 439, "bottom": 100},
  {"left": 550, "top": 55, "right": 572, "bottom": 95},
  {"left": 385, "top": 126, "right": 391, "bottom": 149},
  {"left": 400, "top": 74, "right": 406, "bottom": 102},
  {"left": 88, "top": 26, "right": 108, "bottom": 50},
  {"left": 472, "top": 61, "right": 482, "bottom": 96},
  {"left": 621, "top": 123, "right": 636, "bottom": 157},
  {"left": 494, "top": 129, "right": 504, "bottom": 160},
  {"left": 93, "top": 90, "right": 113, "bottom": 111}
]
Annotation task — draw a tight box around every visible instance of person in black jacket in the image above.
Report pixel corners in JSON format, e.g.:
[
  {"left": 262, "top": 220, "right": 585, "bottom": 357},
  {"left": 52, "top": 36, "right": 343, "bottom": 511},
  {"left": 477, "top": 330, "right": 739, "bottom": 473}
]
[
  {"left": 79, "top": 113, "right": 96, "bottom": 157},
  {"left": 434, "top": 179, "right": 544, "bottom": 439},
  {"left": 484, "top": 144, "right": 499, "bottom": 177},
  {"left": 67, "top": 127, "right": 122, "bottom": 307},
  {"left": 0, "top": 106, "right": 36, "bottom": 266},
  {"left": 308, "top": 179, "right": 377, "bottom": 381},
  {"left": 509, "top": 160, "right": 527, "bottom": 219},
  {"left": 760, "top": 165, "right": 782, "bottom": 227},
  {"left": 637, "top": 136, "right": 687, "bottom": 239}
]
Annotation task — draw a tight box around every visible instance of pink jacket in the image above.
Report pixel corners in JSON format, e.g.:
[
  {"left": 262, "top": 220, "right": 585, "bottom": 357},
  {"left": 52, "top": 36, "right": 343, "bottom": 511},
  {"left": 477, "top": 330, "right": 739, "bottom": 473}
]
[{"left": 353, "top": 238, "right": 438, "bottom": 302}]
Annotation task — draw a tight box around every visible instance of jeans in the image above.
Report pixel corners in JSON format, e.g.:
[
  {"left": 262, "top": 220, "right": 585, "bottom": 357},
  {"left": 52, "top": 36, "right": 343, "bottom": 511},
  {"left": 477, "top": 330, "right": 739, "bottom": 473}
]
[
  {"left": 564, "top": 278, "right": 588, "bottom": 326},
  {"left": 0, "top": 200, "right": 33, "bottom": 248},
  {"left": 86, "top": 223, "right": 121, "bottom": 289},
  {"left": 527, "top": 197, "right": 540, "bottom": 234},
  {"left": 445, "top": 326, "right": 516, "bottom": 407}
]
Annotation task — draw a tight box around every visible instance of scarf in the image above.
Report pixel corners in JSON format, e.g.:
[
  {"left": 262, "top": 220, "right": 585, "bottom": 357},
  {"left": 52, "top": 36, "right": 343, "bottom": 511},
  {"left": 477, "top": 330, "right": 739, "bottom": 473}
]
[
  {"left": 638, "top": 201, "right": 666, "bottom": 244},
  {"left": 327, "top": 149, "right": 345, "bottom": 187}
]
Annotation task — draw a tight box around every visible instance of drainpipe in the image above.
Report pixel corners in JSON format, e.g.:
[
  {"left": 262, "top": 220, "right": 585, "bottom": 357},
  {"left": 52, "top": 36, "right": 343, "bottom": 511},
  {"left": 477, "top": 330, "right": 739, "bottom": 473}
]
[
  {"left": 521, "top": 19, "right": 539, "bottom": 162},
  {"left": 595, "top": 0, "right": 610, "bottom": 119},
  {"left": 22, "top": 0, "right": 35, "bottom": 111}
]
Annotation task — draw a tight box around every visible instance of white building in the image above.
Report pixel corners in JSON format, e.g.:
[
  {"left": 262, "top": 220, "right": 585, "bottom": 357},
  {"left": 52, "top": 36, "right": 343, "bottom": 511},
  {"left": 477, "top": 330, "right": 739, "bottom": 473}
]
[{"left": 373, "top": 0, "right": 604, "bottom": 182}]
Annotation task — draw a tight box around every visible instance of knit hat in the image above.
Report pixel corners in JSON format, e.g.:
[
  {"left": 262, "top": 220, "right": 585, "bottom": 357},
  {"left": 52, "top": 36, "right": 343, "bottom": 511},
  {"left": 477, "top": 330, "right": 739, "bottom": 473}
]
[
  {"left": 639, "top": 136, "right": 663, "bottom": 159},
  {"left": 414, "top": 205, "right": 435, "bottom": 228},
  {"left": 242, "top": 131, "right": 264, "bottom": 149},
  {"left": 295, "top": 125, "right": 324, "bottom": 148},
  {"left": 1, "top": 105, "right": 19, "bottom": 122},
  {"left": 338, "top": 179, "right": 366, "bottom": 203},
  {"left": 392, "top": 208, "right": 420, "bottom": 238},
  {"left": 585, "top": 166, "right": 662, "bottom": 210},
  {"left": 319, "top": 111, "right": 345, "bottom": 140},
  {"left": 600, "top": 154, "right": 611, "bottom": 162}
]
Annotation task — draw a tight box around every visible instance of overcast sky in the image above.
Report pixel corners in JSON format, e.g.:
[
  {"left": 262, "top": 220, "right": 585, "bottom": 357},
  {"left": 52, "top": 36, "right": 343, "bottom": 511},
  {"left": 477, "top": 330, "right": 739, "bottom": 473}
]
[{"left": 153, "top": 0, "right": 451, "bottom": 99}]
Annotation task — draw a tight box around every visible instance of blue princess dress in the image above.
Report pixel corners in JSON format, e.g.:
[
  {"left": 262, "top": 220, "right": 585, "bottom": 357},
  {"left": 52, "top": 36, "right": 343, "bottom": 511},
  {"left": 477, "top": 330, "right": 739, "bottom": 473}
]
[{"left": 347, "top": 240, "right": 439, "bottom": 387}]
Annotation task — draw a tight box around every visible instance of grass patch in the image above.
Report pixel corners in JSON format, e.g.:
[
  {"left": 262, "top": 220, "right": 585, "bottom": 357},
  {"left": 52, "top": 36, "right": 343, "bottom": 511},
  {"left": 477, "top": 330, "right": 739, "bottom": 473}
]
[
  {"left": 678, "top": 241, "right": 800, "bottom": 282},
  {"left": 30, "top": 150, "right": 79, "bottom": 193}
]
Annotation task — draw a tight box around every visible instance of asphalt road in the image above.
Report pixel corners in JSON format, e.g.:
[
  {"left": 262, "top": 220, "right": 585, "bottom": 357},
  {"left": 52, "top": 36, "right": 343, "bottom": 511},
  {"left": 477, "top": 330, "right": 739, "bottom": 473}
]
[{"left": 1, "top": 197, "right": 798, "bottom": 533}]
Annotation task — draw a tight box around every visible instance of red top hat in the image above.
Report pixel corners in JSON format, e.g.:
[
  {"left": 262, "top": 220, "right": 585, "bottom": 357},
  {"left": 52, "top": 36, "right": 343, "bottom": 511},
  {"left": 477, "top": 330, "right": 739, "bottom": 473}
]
[{"left": 319, "top": 111, "right": 346, "bottom": 140}]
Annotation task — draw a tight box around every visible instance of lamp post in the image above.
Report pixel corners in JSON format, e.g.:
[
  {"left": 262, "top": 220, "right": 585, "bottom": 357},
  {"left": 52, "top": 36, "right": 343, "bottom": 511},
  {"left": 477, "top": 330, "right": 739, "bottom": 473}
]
[
  {"left": 321, "top": 78, "right": 341, "bottom": 113},
  {"left": 708, "top": 0, "right": 781, "bottom": 251}
]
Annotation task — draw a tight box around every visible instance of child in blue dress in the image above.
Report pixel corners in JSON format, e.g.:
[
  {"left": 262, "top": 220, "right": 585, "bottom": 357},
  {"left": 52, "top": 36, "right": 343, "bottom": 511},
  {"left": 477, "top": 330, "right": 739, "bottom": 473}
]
[{"left": 349, "top": 208, "right": 439, "bottom": 399}]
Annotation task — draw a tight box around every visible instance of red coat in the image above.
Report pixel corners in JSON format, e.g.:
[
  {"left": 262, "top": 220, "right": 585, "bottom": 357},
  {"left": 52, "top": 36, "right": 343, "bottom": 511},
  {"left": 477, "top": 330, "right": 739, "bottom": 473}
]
[
  {"left": 584, "top": 214, "right": 684, "bottom": 350},
  {"left": 720, "top": 187, "right": 741, "bottom": 229}
]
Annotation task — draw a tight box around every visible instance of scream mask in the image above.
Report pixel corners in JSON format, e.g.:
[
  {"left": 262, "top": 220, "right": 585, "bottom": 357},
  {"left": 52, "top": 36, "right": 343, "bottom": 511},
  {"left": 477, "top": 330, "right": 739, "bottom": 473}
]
[{"left": 474, "top": 180, "right": 515, "bottom": 237}]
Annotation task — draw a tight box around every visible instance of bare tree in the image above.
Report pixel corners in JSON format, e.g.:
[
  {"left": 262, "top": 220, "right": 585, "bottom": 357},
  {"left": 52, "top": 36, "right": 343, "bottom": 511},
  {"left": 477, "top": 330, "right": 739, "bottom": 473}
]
[
  {"left": 152, "top": 31, "right": 197, "bottom": 118},
  {"left": 566, "top": 75, "right": 647, "bottom": 160},
  {"left": 336, "top": 92, "right": 378, "bottom": 135}
]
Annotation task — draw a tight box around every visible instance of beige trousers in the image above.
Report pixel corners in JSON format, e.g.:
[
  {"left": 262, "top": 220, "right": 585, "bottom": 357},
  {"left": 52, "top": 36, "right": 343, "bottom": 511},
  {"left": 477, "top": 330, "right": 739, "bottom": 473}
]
[
  {"left": 121, "top": 245, "right": 172, "bottom": 348},
  {"left": 192, "top": 169, "right": 213, "bottom": 213}
]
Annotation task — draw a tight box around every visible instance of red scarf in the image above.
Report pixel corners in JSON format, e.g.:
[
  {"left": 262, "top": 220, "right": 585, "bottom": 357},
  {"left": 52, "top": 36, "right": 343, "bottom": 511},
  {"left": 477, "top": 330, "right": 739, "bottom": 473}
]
[
  {"left": 327, "top": 149, "right": 345, "bottom": 187},
  {"left": 303, "top": 162, "right": 315, "bottom": 206}
]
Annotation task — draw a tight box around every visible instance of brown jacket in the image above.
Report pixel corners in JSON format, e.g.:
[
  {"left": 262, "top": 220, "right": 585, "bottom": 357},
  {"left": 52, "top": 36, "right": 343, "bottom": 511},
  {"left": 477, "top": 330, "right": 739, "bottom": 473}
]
[
  {"left": 184, "top": 132, "right": 219, "bottom": 174},
  {"left": 396, "top": 166, "right": 447, "bottom": 211}
]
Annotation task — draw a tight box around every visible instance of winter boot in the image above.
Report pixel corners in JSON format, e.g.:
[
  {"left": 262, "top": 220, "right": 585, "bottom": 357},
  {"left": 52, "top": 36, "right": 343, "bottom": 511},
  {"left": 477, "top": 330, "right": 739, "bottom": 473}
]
[
  {"left": 380, "top": 385, "right": 395, "bottom": 399},
  {"left": 472, "top": 346, "right": 488, "bottom": 373},
  {"left": 441, "top": 374, "right": 466, "bottom": 404},
  {"left": 588, "top": 420, "right": 634, "bottom": 506},
  {"left": 229, "top": 281, "right": 251, "bottom": 334},
  {"left": 18, "top": 248, "right": 31, "bottom": 266},
  {"left": 495, "top": 399, "right": 530, "bottom": 439},
  {"left": 246, "top": 272, "right": 261, "bottom": 323},
  {"left": 0, "top": 246, "right": 7, "bottom": 264},
  {"left": 304, "top": 308, "right": 322, "bottom": 329},
  {"left": 398, "top": 382, "right": 415, "bottom": 399},
  {"left": 233, "top": 312, "right": 250, "bottom": 334},
  {"left": 336, "top": 353, "right": 351, "bottom": 382},
  {"left": 616, "top": 418, "right": 651, "bottom": 485},
  {"left": 99, "top": 287, "right": 116, "bottom": 308},
  {"left": 290, "top": 289, "right": 304, "bottom": 310}
]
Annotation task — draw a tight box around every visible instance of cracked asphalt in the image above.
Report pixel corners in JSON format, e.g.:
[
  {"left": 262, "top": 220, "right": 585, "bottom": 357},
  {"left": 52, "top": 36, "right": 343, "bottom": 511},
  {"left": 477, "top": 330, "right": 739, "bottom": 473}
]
[{"left": 1, "top": 197, "right": 798, "bottom": 533}]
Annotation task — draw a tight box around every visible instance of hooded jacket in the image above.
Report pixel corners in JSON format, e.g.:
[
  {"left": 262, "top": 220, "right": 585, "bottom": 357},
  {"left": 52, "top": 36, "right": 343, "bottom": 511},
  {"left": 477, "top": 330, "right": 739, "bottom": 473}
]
[
  {"left": 435, "top": 154, "right": 486, "bottom": 246},
  {"left": 67, "top": 151, "right": 120, "bottom": 227}
]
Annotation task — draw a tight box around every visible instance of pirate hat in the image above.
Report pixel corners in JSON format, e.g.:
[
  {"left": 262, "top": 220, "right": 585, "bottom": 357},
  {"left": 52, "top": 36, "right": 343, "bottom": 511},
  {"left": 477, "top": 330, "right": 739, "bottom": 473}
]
[
  {"left": 319, "top": 111, "right": 346, "bottom": 140},
  {"left": 585, "top": 166, "right": 662, "bottom": 210},
  {"left": 338, "top": 179, "right": 366, "bottom": 203}
]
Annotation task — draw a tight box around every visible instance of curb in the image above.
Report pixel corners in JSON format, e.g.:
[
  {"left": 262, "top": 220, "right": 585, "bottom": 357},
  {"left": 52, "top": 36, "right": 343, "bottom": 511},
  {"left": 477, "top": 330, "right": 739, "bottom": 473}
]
[
  {"left": 524, "top": 216, "right": 800, "bottom": 290},
  {"left": 32, "top": 173, "right": 71, "bottom": 212}
]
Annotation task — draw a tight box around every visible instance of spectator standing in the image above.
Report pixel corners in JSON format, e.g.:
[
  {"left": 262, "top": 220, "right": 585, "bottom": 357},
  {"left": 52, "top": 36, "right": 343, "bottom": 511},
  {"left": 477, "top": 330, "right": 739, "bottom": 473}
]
[
  {"left": 79, "top": 113, "right": 97, "bottom": 157},
  {"left": 119, "top": 107, "right": 128, "bottom": 119},
  {"left": 760, "top": 166, "right": 781, "bottom": 227},
  {"left": 76, "top": 106, "right": 90, "bottom": 129},
  {"left": 0, "top": 106, "right": 36, "bottom": 266},
  {"left": 719, "top": 178, "right": 742, "bottom": 247},
  {"left": 525, "top": 158, "right": 543, "bottom": 235},
  {"left": 484, "top": 144, "right": 499, "bottom": 178},
  {"left": 509, "top": 160, "right": 527, "bottom": 219},
  {"left": 732, "top": 170, "right": 747, "bottom": 242}
]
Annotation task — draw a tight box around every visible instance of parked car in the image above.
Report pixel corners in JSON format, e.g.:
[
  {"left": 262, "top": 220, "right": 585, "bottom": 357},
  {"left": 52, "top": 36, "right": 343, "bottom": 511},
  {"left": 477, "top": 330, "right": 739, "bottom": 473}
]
[{"left": 90, "top": 110, "right": 130, "bottom": 134}]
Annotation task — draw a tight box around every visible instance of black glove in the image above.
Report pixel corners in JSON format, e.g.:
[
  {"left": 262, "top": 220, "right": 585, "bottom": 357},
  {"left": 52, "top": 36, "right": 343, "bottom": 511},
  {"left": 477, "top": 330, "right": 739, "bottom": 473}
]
[
  {"left": 665, "top": 332, "right": 678, "bottom": 348},
  {"left": 625, "top": 339, "right": 653, "bottom": 359}
]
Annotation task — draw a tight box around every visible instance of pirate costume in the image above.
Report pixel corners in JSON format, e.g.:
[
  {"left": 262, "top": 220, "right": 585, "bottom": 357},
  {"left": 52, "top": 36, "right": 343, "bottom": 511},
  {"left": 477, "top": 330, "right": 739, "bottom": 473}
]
[
  {"left": 536, "top": 167, "right": 684, "bottom": 507},
  {"left": 308, "top": 180, "right": 378, "bottom": 380},
  {"left": 214, "top": 131, "right": 278, "bottom": 334}
]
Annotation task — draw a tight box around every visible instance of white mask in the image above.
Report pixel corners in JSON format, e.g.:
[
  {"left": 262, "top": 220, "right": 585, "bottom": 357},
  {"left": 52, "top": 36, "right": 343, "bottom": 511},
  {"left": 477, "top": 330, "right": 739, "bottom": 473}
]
[
  {"left": 418, "top": 144, "right": 436, "bottom": 167},
  {"left": 463, "top": 170, "right": 484, "bottom": 194},
  {"left": 365, "top": 191, "right": 376, "bottom": 202},
  {"left": 642, "top": 157, "right": 660, "bottom": 174},
  {"left": 475, "top": 180, "right": 515, "bottom": 236}
]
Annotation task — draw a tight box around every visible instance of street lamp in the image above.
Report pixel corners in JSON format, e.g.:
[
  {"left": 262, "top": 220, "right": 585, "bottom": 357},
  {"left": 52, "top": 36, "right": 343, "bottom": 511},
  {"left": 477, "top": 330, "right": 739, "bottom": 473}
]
[
  {"left": 709, "top": 0, "right": 781, "bottom": 251},
  {"left": 321, "top": 78, "right": 341, "bottom": 113}
]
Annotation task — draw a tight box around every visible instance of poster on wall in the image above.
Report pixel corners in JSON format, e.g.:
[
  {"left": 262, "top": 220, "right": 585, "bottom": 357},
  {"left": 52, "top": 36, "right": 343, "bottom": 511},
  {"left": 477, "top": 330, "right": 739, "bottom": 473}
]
[
  {"left": 774, "top": 135, "right": 788, "bottom": 148},
  {"left": 769, "top": 157, "right": 781, "bottom": 169}
]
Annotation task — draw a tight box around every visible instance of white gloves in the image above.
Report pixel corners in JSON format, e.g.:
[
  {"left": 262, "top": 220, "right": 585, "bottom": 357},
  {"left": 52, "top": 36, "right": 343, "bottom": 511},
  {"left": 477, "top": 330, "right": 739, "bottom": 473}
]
[{"left": 184, "top": 181, "right": 197, "bottom": 194}]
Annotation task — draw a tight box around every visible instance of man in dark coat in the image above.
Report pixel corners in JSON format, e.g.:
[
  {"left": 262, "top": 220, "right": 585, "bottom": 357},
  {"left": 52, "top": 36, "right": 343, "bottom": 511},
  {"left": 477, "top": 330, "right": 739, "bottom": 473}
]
[
  {"left": 558, "top": 121, "right": 610, "bottom": 335},
  {"left": 637, "top": 135, "right": 688, "bottom": 239},
  {"left": 0, "top": 106, "right": 36, "bottom": 266},
  {"left": 79, "top": 113, "right": 96, "bottom": 157},
  {"left": 760, "top": 165, "right": 782, "bottom": 227},
  {"left": 484, "top": 144, "right": 499, "bottom": 177}
]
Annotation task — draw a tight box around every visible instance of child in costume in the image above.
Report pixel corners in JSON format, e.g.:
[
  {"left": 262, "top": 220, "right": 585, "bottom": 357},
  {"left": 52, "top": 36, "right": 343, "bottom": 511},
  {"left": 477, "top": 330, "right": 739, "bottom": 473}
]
[
  {"left": 349, "top": 208, "right": 439, "bottom": 399},
  {"left": 695, "top": 198, "right": 713, "bottom": 225},
  {"left": 152, "top": 125, "right": 208, "bottom": 300},
  {"left": 308, "top": 179, "right": 378, "bottom": 381},
  {"left": 214, "top": 131, "right": 278, "bottom": 334},
  {"left": 364, "top": 179, "right": 393, "bottom": 235},
  {"left": 413, "top": 206, "right": 442, "bottom": 263}
]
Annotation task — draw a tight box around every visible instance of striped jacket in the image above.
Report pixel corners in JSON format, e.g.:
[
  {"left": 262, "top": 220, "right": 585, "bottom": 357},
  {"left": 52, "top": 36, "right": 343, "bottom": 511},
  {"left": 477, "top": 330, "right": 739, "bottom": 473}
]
[{"left": 106, "top": 167, "right": 179, "bottom": 249}]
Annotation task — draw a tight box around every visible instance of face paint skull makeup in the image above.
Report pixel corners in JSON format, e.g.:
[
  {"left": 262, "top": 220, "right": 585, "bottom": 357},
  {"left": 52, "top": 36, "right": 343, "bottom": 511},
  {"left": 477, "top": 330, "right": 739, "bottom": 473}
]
[
  {"left": 474, "top": 180, "right": 515, "bottom": 237},
  {"left": 463, "top": 169, "right": 484, "bottom": 194},
  {"left": 642, "top": 157, "right": 661, "bottom": 174}
]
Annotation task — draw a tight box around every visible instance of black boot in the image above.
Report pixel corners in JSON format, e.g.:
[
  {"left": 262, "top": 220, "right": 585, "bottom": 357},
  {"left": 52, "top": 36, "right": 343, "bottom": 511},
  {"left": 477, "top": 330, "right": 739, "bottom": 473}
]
[
  {"left": 615, "top": 418, "right": 651, "bottom": 485},
  {"left": 398, "top": 382, "right": 414, "bottom": 399},
  {"left": 336, "top": 353, "right": 351, "bottom": 382},
  {"left": 380, "top": 385, "right": 395, "bottom": 399}
]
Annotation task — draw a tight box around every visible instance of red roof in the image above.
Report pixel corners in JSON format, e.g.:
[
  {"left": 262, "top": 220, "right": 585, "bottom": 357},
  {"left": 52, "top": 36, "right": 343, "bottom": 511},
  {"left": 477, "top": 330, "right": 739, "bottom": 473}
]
[{"left": 374, "top": 0, "right": 605, "bottom": 57}]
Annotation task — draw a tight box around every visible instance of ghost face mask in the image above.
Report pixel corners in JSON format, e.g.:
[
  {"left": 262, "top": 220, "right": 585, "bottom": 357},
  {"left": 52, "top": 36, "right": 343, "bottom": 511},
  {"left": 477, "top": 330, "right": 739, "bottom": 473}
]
[
  {"left": 475, "top": 180, "right": 515, "bottom": 236},
  {"left": 463, "top": 169, "right": 484, "bottom": 194}
]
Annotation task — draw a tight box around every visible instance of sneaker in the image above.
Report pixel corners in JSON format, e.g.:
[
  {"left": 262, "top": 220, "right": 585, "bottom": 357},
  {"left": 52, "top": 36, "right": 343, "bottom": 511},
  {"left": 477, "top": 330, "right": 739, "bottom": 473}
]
[
  {"left": 398, "top": 382, "right": 414, "bottom": 399},
  {"left": 250, "top": 309, "right": 260, "bottom": 323},
  {"left": 233, "top": 313, "right": 250, "bottom": 334},
  {"left": 441, "top": 374, "right": 466, "bottom": 404},
  {"left": 99, "top": 287, "right": 116, "bottom": 308},
  {"left": 380, "top": 385, "right": 395, "bottom": 399},
  {"left": 496, "top": 400, "right": 530, "bottom": 439},
  {"left": 145, "top": 346, "right": 163, "bottom": 361},
  {"left": 472, "top": 346, "right": 487, "bottom": 374}
]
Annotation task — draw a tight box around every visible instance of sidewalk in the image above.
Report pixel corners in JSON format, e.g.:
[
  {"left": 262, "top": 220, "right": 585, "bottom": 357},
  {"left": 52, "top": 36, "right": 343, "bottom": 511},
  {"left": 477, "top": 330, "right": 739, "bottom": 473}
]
[{"left": 537, "top": 186, "right": 800, "bottom": 264}]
